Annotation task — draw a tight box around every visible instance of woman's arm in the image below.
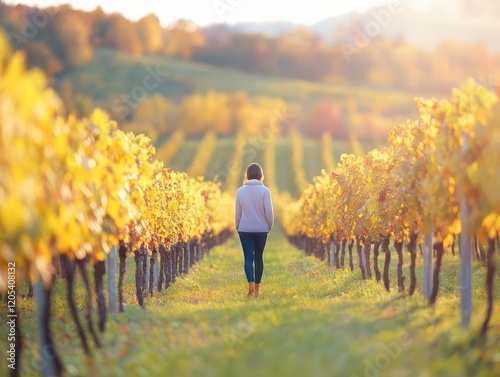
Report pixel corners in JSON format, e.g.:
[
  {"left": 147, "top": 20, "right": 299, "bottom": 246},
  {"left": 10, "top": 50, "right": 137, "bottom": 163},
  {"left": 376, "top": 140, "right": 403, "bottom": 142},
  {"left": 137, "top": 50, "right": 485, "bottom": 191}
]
[
  {"left": 235, "top": 193, "right": 242, "bottom": 231},
  {"left": 264, "top": 189, "right": 274, "bottom": 231}
]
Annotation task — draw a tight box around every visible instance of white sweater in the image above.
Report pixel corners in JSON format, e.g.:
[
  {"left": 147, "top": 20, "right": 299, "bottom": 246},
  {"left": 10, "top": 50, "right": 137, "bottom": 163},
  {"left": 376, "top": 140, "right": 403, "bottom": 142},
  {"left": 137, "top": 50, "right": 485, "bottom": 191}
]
[{"left": 235, "top": 180, "right": 274, "bottom": 233}]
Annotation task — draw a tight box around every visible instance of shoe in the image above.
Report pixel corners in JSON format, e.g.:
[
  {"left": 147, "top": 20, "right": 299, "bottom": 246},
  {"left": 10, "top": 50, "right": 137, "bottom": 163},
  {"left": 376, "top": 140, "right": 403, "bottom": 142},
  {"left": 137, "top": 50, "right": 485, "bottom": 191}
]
[
  {"left": 254, "top": 283, "right": 260, "bottom": 298},
  {"left": 247, "top": 282, "right": 255, "bottom": 298}
]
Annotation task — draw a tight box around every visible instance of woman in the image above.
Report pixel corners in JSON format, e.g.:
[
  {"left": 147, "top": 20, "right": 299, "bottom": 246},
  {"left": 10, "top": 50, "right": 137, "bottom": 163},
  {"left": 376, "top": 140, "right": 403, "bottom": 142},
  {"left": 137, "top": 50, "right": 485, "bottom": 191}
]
[{"left": 235, "top": 163, "right": 274, "bottom": 298}]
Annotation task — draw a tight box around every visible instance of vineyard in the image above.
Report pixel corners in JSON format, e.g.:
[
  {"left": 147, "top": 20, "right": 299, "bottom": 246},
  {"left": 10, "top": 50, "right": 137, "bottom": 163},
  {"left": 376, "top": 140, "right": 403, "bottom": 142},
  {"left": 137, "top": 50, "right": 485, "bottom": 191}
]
[
  {"left": 1, "top": 23, "right": 500, "bottom": 377},
  {"left": 282, "top": 79, "right": 500, "bottom": 335},
  {"left": 0, "top": 32, "right": 234, "bottom": 376},
  {"left": 155, "top": 130, "right": 378, "bottom": 198}
]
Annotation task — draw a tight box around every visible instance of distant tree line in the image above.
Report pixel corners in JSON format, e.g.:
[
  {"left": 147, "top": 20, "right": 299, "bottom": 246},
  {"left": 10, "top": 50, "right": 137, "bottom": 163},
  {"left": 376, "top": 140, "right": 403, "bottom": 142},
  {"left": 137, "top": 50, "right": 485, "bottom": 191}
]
[
  {"left": 1, "top": 2, "right": 499, "bottom": 94},
  {"left": 112, "top": 90, "right": 393, "bottom": 143},
  {"left": 58, "top": 75, "right": 395, "bottom": 142},
  {"left": 0, "top": 3, "right": 176, "bottom": 74},
  {"left": 195, "top": 28, "right": 500, "bottom": 94}
]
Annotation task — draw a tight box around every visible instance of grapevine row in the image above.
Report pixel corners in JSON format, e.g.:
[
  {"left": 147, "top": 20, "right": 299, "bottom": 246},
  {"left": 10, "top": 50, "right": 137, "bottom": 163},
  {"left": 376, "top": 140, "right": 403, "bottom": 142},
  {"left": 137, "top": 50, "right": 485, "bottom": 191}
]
[
  {"left": 225, "top": 130, "right": 247, "bottom": 193},
  {"left": 155, "top": 128, "right": 186, "bottom": 166},
  {"left": 186, "top": 130, "right": 218, "bottom": 177},
  {"left": 0, "top": 33, "right": 233, "bottom": 376},
  {"left": 283, "top": 78, "right": 499, "bottom": 336},
  {"left": 263, "top": 135, "right": 279, "bottom": 195},
  {"left": 321, "top": 132, "right": 336, "bottom": 171},
  {"left": 349, "top": 133, "right": 364, "bottom": 156},
  {"left": 289, "top": 130, "right": 309, "bottom": 194}
]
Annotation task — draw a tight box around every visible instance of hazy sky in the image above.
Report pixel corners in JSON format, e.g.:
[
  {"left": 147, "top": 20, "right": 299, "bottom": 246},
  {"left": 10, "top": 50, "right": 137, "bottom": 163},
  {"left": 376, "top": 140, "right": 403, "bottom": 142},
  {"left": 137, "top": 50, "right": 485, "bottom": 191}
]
[{"left": 11, "top": 0, "right": 436, "bottom": 26}]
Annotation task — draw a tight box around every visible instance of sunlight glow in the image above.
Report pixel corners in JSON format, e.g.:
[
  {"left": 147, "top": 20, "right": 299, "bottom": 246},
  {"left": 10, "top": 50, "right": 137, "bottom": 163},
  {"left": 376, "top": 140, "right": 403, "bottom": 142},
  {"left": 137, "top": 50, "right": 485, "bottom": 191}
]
[{"left": 11, "top": 0, "right": 434, "bottom": 26}]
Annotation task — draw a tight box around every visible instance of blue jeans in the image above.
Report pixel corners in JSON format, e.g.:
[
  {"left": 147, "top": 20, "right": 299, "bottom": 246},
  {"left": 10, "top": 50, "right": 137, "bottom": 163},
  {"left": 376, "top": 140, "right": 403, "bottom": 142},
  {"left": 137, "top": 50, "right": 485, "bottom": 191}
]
[{"left": 238, "top": 232, "right": 268, "bottom": 284}]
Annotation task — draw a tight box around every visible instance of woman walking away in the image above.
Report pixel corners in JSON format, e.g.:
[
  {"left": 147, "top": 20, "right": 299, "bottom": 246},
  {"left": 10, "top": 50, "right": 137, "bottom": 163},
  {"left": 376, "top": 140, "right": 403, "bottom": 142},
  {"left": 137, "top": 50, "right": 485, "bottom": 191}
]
[{"left": 235, "top": 163, "right": 274, "bottom": 298}]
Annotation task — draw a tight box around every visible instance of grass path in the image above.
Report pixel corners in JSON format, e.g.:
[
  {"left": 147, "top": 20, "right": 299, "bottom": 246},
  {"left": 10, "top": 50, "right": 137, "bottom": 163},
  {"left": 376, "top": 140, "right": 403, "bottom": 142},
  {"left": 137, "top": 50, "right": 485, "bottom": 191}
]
[{"left": 2, "top": 232, "right": 499, "bottom": 377}]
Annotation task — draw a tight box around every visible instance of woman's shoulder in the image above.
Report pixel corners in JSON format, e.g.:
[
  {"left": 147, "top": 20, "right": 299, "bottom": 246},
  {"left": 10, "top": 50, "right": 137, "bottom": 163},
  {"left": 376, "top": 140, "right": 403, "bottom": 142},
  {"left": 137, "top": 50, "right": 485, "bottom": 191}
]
[
  {"left": 235, "top": 185, "right": 248, "bottom": 195},
  {"left": 237, "top": 181, "right": 271, "bottom": 191}
]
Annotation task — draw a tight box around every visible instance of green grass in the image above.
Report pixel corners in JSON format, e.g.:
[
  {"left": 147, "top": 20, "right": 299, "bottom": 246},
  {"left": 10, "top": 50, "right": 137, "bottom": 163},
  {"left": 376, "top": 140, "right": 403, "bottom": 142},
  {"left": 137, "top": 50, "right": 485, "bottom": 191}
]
[
  {"left": 303, "top": 138, "right": 325, "bottom": 182},
  {"left": 204, "top": 137, "right": 234, "bottom": 183},
  {"left": 2, "top": 231, "right": 499, "bottom": 377},
  {"left": 274, "top": 138, "right": 296, "bottom": 197},
  {"left": 167, "top": 138, "right": 200, "bottom": 172},
  {"left": 158, "top": 135, "right": 382, "bottom": 196}
]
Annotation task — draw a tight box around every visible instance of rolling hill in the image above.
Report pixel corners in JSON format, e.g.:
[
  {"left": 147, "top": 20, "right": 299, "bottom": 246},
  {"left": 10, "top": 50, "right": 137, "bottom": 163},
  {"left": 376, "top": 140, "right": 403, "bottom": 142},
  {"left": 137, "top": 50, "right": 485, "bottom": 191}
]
[
  {"left": 57, "top": 49, "right": 418, "bottom": 120},
  {"left": 57, "top": 49, "right": 414, "bottom": 194}
]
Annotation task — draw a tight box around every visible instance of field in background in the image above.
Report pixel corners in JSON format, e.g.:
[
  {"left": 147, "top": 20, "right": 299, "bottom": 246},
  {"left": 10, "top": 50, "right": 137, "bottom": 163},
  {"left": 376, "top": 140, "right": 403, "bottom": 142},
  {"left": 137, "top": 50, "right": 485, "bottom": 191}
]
[
  {"left": 60, "top": 50, "right": 417, "bottom": 109},
  {"left": 59, "top": 49, "right": 418, "bottom": 145},
  {"left": 158, "top": 135, "right": 382, "bottom": 197},
  {"left": 59, "top": 49, "right": 416, "bottom": 185}
]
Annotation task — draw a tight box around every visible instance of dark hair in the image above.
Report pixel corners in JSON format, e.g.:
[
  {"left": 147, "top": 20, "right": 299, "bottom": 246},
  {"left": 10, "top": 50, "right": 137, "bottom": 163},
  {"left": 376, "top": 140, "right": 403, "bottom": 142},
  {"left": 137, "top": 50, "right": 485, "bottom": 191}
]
[{"left": 245, "top": 163, "right": 264, "bottom": 181}]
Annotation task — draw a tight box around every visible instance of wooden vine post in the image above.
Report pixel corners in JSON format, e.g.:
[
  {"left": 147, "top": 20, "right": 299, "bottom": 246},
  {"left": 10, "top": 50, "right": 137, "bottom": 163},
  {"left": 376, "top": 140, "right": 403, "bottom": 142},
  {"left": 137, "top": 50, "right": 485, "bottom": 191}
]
[
  {"left": 35, "top": 277, "right": 62, "bottom": 377},
  {"left": 197, "top": 243, "right": 203, "bottom": 261},
  {"left": 423, "top": 225, "right": 433, "bottom": 300},
  {"left": 460, "top": 134, "right": 472, "bottom": 327},
  {"left": 329, "top": 240, "right": 335, "bottom": 268},
  {"left": 107, "top": 245, "right": 117, "bottom": 314}
]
